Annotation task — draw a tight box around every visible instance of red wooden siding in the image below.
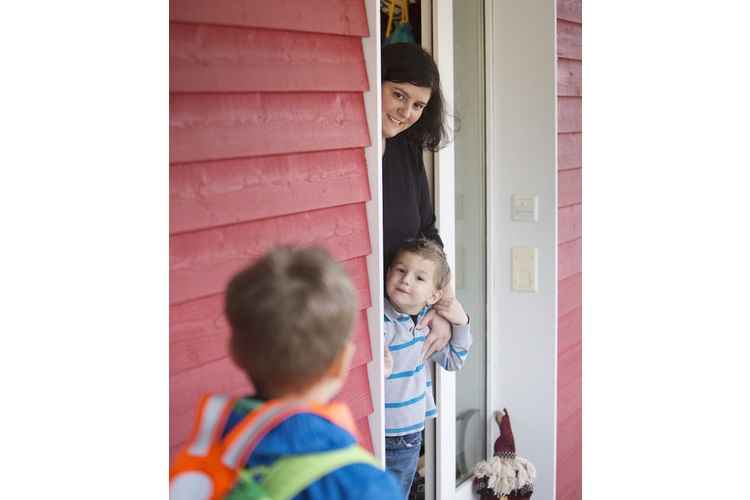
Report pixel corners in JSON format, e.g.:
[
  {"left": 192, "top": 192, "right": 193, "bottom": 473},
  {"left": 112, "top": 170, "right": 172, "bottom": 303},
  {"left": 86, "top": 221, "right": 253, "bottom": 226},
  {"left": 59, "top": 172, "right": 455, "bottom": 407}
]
[
  {"left": 170, "top": 149, "right": 370, "bottom": 235},
  {"left": 169, "top": 0, "right": 374, "bottom": 464},
  {"left": 556, "top": 0, "right": 582, "bottom": 498},
  {"left": 170, "top": 24, "right": 368, "bottom": 93},
  {"left": 169, "top": 92, "right": 370, "bottom": 163},
  {"left": 170, "top": 0, "right": 369, "bottom": 36}
]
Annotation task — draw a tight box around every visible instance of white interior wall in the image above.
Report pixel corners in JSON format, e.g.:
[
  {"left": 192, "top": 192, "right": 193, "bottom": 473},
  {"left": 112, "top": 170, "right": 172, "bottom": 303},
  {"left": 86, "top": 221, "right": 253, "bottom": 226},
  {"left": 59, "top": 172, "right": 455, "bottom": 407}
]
[{"left": 487, "top": 0, "right": 558, "bottom": 498}]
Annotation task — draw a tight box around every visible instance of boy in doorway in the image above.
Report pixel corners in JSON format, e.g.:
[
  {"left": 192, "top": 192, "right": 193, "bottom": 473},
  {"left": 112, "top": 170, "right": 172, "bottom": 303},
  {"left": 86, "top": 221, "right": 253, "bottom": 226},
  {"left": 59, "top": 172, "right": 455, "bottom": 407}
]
[{"left": 383, "top": 238, "right": 473, "bottom": 497}]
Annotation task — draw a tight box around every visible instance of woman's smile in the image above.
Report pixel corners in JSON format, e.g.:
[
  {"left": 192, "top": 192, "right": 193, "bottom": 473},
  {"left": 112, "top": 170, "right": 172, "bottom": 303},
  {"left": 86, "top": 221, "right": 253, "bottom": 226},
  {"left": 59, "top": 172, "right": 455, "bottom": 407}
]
[
  {"left": 386, "top": 113, "right": 404, "bottom": 127},
  {"left": 381, "top": 81, "right": 431, "bottom": 140}
]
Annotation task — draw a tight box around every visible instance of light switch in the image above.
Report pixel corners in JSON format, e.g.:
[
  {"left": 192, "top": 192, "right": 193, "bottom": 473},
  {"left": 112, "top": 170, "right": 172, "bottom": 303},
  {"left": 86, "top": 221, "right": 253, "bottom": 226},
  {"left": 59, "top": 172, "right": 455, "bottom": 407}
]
[
  {"left": 512, "top": 247, "right": 537, "bottom": 292},
  {"left": 512, "top": 195, "right": 538, "bottom": 222}
]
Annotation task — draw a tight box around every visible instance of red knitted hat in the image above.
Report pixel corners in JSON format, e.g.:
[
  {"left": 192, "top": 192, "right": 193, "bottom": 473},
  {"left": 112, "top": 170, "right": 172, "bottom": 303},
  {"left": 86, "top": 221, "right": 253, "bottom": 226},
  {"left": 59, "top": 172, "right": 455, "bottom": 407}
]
[{"left": 493, "top": 408, "right": 516, "bottom": 458}]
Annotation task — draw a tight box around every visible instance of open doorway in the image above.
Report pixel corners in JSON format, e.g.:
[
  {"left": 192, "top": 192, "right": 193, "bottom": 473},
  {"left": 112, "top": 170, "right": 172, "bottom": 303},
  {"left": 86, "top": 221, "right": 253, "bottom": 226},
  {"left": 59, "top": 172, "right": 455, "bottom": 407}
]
[
  {"left": 380, "top": 0, "right": 422, "bottom": 46},
  {"left": 380, "top": 1, "right": 489, "bottom": 498}
]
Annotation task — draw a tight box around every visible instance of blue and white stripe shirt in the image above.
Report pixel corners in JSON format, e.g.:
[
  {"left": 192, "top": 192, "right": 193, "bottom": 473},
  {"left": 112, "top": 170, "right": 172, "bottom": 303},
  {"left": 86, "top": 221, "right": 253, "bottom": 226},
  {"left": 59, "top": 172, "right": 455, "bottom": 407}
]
[{"left": 384, "top": 299, "right": 472, "bottom": 437}]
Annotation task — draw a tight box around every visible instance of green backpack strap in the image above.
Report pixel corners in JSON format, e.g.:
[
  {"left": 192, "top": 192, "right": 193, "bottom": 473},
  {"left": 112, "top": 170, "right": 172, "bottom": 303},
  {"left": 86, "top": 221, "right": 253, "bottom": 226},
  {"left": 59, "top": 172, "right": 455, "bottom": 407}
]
[
  {"left": 248, "top": 444, "right": 380, "bottom": 500},
  {"left": 225, "top": 473, "right": 273, "bottom": 500}
]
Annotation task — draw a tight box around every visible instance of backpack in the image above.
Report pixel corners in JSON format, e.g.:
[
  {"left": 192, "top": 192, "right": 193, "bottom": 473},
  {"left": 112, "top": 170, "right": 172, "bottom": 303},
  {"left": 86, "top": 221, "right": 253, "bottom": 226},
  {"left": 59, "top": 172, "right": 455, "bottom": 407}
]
[{"left": 169, "top": 395, "right": 380, "bottom": 500}]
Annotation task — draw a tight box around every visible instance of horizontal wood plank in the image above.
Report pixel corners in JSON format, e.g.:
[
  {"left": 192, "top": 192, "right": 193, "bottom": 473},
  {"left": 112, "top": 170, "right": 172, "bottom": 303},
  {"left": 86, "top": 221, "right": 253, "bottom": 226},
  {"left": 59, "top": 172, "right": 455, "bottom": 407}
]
[
  {"left": 558, "top": 204, "right": 581, "bottom": 244},
  {"left": 556, "top": 454, "right": 582, "bottom": 500},
  {"left": 558, "top": 238, "right": 582, "bottom": 281},
  {"left": 170, "top": 356, "right": 251, "bottom": 453},
  {"left": 170, "top": 23, "right": 368, "bottom": 93},
  {"left": 355, "top": 417, "right": 374, "bottom": 453},
  {"left": 558, "top": 306, "right": 582, "bottom": 354},
  {"left": 557, "top": 0, "right": 582, "bottom": 23},
  {"left": 170, "top": 293, "right": 228, "bottom": 376},
  {"left": 170, "top": 0, "right": 369, "bottom": 36},
  {"left": 170, "top": 300, "right": 374, "bottom": 377},
  {"left": 557, "top": 58, "right": 582, "bottom": 97},
  {"left": 169, "top": 204, "right": 372, "bottom": 305},
  {"left": 351, "top": 310, "right": 375, "bottom": 369},
  {"left": 557, "top": 408, "right": 583, "bottom": 456},
  {"left": 557, "top": 19, "right": 582, "bottom": 60},
  {"left": 555, "top": 454, "right": 582, "bottom": 500},
  {"left": 556, "top": 410, "right": 582, "bottom": 460},
  {"left": 557, "top": 337, "right": 582, "bottom": 390},
  {"left": 334, "top": 363, "right": 374, "bottom": 422},
  {"left": 558, "top": 96, "right": 582, "bottom": 134},
  {"left": 558, "top": 168, "right": 581, "bottom": 208},
  {"left": 555, "top": 410, "right": 582, "bottom": 499},
  {"left": 558, "top": 273, "right": 582, "bottom": 319},
  {"left": 170, "top": 149, "right": 370, "bottom": 235},
  {"left": 170, "top": 92, "right": 370, "bottom": 164},
  {"left": 558, "top": 132, "right": 582, "bottom": 171},
  {"left": 342, "top": 256, "right": 375, "bottom": 311},
  {"left": 557, "top": 373, "right": 581, "bottom": 423}
]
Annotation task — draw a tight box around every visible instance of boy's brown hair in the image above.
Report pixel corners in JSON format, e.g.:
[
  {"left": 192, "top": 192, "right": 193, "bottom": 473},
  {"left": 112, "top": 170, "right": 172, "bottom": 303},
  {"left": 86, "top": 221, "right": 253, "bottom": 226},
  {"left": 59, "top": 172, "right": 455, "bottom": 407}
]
[
  {"left": 390, "top": 238, "right": 451, "bottom": 290},
  {"left": 224, "top": 245, "right": 358, "bottom": 398}
]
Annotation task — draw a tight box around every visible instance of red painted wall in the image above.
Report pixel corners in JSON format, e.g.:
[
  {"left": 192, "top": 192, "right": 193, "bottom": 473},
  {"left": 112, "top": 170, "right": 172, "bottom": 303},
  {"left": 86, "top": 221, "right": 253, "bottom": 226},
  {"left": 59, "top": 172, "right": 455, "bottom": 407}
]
[
  {"left": 169, "top": 0, "right": 376, "bottom": 463},
  {"left": 556, "top": 0, "right": 582, "bottom": 498}
]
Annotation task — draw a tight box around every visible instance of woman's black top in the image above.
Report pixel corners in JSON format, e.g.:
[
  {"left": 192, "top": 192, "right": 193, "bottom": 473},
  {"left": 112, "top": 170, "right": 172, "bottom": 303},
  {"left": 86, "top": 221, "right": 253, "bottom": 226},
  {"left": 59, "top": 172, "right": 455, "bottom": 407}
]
[{"left": 382, "top": 134, "right": 443, "bottom": 271}]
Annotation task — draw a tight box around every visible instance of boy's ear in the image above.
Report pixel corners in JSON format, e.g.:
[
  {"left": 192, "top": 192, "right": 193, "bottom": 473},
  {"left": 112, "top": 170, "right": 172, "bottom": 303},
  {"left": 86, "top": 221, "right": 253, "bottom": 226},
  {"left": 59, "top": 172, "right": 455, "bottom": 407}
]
[{"left": 427, "top": 289, "right": 444, "bottom": 306}]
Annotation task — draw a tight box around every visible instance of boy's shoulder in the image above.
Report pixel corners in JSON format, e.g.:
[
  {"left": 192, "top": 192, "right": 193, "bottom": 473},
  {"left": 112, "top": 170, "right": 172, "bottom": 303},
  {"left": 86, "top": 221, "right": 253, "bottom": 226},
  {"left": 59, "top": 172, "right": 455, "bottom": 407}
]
[
  {"left": 383, "top": 299, "right": 429, "bottom": 323},
  {"left": 383, "top": 299, "right": 403, "bottom": 323},
  {"left": 230, "top": 398, "right": 404, "bottom": 498},
  {"left": 171, "top": 395, "right": 402, "bottom": 499}
]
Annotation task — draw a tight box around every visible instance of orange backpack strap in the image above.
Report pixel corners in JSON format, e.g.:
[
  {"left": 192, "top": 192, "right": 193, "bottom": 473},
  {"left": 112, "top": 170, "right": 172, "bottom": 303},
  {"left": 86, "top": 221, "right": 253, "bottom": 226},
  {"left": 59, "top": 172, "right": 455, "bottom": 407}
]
[
  {"left": 306, "top": 401, "right": 359, "bottom": 440},
  {"left": 187, "top": 395, "right": 236, "bottom": 456},
  {"left": 169, "top": 394, "right": 241, "bottom": 499},
  {"left": 220, "top": 399, "right": 307, "bottom": 470},
  {"left": 222, "top": 399, "right": 363, "bottom": 469},
  {"left": 170, "top": 395, "right": 362, "bottom": 500}
]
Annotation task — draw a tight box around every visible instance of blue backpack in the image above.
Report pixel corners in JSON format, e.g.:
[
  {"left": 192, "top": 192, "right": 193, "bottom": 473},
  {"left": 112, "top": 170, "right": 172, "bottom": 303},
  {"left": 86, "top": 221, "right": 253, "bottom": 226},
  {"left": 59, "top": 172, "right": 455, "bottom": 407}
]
[{"left": 169, "top": 395, "right": 380, "bottom": 500}]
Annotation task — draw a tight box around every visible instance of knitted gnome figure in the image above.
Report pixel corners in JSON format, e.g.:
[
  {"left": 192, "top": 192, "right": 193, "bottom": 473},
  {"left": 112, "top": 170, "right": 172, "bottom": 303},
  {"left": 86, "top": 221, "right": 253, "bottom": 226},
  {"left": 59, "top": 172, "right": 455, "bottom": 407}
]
[{"left": 473, "top": 409, "right": 536, "bottom": 500}]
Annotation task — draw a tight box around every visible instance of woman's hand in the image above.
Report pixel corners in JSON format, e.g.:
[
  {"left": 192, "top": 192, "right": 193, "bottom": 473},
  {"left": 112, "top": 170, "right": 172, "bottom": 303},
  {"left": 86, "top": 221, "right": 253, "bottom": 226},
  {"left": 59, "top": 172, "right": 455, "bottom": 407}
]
[
  {"left": 430, "top": 296, "right": 469, "bottom": 327},
  {"left": 417, "top": 308, "right": 452, "bottom": 362}
]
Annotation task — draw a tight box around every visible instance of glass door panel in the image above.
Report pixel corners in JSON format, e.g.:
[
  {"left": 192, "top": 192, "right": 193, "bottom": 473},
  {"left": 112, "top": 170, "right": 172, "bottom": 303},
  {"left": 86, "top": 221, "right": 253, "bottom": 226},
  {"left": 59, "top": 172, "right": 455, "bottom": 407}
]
[{"left": 452, "top": 0, "right": 487, "bottom": 487}]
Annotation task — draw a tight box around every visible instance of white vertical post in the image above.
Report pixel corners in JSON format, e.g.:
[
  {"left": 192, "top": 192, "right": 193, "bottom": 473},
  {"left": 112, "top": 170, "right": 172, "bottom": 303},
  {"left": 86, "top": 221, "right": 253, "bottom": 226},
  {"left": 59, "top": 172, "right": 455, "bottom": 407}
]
[
  {"left": 362, "top": 0, "right": 385, "bottom": 466},
  {"left": 432, "top": 1, "right": 457, "bottom": 498},
  {"left": 483, "top": 0, "right": 497, "bottom": 469}
]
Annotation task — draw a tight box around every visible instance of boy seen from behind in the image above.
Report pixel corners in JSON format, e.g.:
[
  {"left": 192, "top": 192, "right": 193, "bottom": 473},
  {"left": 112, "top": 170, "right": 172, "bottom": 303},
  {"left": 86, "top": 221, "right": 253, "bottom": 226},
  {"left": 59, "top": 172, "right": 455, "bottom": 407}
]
[{"left": 170, "top": 245, "right": 402, "bottom": 499}]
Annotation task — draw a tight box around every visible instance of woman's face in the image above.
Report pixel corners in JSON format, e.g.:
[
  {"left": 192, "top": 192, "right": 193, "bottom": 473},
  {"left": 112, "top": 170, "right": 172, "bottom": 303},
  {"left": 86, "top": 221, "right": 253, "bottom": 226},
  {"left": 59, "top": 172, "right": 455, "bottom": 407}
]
[{"left": 381, "top": 81, "right": 432, "bottom": 140}]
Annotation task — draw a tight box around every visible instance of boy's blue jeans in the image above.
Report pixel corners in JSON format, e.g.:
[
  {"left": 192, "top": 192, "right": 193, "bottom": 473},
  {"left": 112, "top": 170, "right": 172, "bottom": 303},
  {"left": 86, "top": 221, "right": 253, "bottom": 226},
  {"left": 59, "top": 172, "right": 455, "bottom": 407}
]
[{"left": 385, "top": 431, "right": 423, "bottom": 498}]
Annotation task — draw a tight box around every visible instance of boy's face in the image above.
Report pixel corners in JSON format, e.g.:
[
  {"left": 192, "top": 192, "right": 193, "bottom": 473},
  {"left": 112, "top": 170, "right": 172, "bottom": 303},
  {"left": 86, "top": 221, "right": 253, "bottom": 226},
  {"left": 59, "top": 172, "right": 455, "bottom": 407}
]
[{"left": 386, "top": 250, "right": 443, "bottom": 315}]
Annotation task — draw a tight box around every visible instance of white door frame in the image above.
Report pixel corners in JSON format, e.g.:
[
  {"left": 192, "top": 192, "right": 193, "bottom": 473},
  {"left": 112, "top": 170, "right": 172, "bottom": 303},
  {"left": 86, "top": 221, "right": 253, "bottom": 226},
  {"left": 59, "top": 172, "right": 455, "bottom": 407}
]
[{"left": 363, "top": 1, "right": 558, "bottom": 497}]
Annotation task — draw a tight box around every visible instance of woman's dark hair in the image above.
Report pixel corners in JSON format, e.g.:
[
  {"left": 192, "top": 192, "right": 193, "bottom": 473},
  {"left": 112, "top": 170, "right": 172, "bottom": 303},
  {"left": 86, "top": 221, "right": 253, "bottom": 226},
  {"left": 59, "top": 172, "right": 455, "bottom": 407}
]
[{"left": 382, "top": 43, "right": 454, "bottom": 152}]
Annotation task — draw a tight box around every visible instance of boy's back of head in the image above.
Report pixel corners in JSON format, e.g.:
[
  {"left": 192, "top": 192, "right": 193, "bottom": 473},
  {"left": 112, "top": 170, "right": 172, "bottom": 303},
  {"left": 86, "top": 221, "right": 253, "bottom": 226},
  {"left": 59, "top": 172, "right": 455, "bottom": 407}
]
[{"left": 224, "top": 245, "right": 358, "bottom": 399}]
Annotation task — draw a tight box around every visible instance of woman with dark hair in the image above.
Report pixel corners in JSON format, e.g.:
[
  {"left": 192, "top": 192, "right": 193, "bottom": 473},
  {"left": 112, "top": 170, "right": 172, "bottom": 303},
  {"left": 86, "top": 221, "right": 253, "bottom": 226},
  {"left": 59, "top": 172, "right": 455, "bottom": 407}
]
[
  {"left": 381, "top": 42, "right": 455, "bottom": 353},
  {"left": 381, "top": 42, "right": 461, "bottom": 497}
]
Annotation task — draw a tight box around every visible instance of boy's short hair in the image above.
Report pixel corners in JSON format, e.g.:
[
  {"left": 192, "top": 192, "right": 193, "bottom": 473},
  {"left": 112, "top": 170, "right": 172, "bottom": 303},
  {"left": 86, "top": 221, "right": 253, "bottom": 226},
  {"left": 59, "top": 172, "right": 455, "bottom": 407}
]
[
  {"left": 390, "top": 238, "right": 451, "bottom": 290},
  {"left": 224, "top": 245, "right": 358, "bottom": 397}
]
